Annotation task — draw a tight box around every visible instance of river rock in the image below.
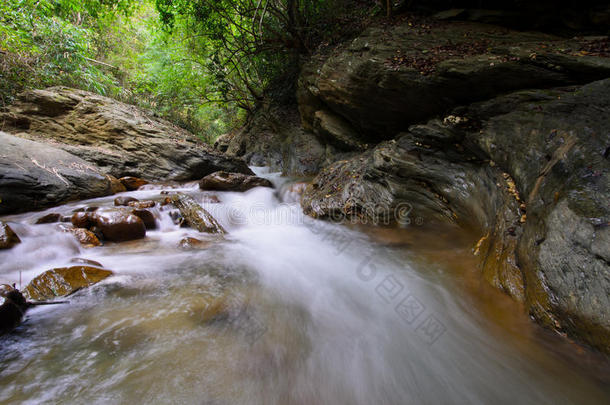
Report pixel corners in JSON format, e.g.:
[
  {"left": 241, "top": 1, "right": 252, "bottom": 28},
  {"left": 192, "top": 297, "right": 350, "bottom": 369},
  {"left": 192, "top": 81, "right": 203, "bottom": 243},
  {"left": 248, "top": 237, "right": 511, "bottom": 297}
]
[
  {"left": 199, "top": 171, "right": 273, "bottom": 192},
  {"left": 71, "top": 212, "right": 94, "bottom": 229},
  {"left": 170, "top": 194, "right": 226, "bottom": 234},
  {"left": 0, "top": 87, "right": 254, "bottom": 181},
  {"left": 128, "top": 200, "right": 156, "bottom": 209},
  {"left": 177, "top": 237, "right": 212, "bottom": 250},
  {"left": 119, "top": 176, "right": 149, "bottom": 191},
  {"left": 93, "top": 210, "right": 146, "bottom": 242},
  {"left": 0, "top": 286, "right": 28, "bottom": 335},
  {"left": 35, "top": 213, "right": 62, "bottom": 224},
  {"left": 0, "top": 132, "right": 114, "bottom": 215},
  {"left": 114, "top": 196, "right": 139, "bottom": 206},
  {"left": 107, "top": 175, "right": 127, "bottom": 194},
  {"left": 0, "top": 222, "right": 21, "bottom": 249},
  {"left": 131, "top": 209, "right": 157, "bottom": 230},
  {"left": 23, "top": 266, "right": 114, "bottom": 301},
  {"left": 302, "top": 79, "right": 610, "bottom": 353},
  {"left": 64, "top": 228, "right": 102, "bottom": 248}
]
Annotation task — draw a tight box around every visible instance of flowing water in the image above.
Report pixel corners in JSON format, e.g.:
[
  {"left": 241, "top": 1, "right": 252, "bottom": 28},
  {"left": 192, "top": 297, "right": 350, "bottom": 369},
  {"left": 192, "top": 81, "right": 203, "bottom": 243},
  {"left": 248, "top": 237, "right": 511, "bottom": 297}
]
[{"left": 0, "top": 168, "right": 608, "bottom": 404}]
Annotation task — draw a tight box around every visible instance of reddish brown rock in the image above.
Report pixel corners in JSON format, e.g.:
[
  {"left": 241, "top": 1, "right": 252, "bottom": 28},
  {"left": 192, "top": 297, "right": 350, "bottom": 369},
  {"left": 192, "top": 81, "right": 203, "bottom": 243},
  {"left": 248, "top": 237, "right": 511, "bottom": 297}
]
[
  {"left": 114, "top": 196, "right": 139, "bottom": 206},
  {"left": 128, "top": 200, "right": 156, "bottom": 209},
  {"left": 0, "top": 221, "right": 21, "bottom": 249},
  {"left": 93, "top": 210, "right": 146, "bottom": 242},
  {"left": 199, "top": 171, "right": 273, "bottom": 192},
  {"left": 119, "top": 176, "right": 149, "bottom": 191},
  {"left": 71, "top": 212, "right": 94, "bottom": 229},
  {"left": 23, "top": 266, "right": 114, "bottom": 301},
  {"left": 131, "top": 209, "right": 157, "bottom": 230},
  {"left": 106, "top": 175, "right": 127, "bottom": 194},
  {"left": 65, "top": 228, "right": 102, "bottom": 248},
  {"left": 178, "top": 237, "right": 212, "bottom": 250}
]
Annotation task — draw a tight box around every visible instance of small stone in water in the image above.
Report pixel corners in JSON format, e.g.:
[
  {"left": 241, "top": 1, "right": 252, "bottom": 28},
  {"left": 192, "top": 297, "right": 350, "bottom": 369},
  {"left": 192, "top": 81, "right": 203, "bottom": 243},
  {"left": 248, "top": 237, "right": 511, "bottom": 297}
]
[
  {"left": 35, "top": 213, "right": 62, "bottom": 224},
  {"left": 114, "top": 196, "right": 139, "bottom": 206},
  {"left": 0, "top": 221, "right": 21, "bottom": 250}
]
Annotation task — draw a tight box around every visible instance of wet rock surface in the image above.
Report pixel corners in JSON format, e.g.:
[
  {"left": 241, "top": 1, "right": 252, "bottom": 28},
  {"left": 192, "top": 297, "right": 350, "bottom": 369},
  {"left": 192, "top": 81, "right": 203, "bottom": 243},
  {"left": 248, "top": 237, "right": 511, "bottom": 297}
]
[
  {"left": 0, "top": 87, "right": 254, "bottom": 181},
  {"left": 63, "top": 227, "right": 102, "bottom": 248},
  {"left": 0, "top": 221, "right": 21, "bottom": 249},
  {"left": 114, "top": 196, "right": 139, "bottom": 206},
  {"left": 35, "top": 213, "right": 62, "bottom": 224},
  {"left": 178, "top": 237, "right": 212, "bottom": 250},
  {"left": 131, "top": 209, "right": 157, "bottom": 230},
  {"left": 302, "top": 78, "right": 610, "bottom": 353},
  {"left": 0, "top": 286, "right": 29, "bottom": 335},
  {"left": 170, "top": 193, "right": 226, "bottom": 234},
  {"left": 93, "top": 209, "right": 147, "bottom": 242},
  {"left": 23, "top": 266, "right": 114, "bottom": 301},
  {"left": 199, "top": 171, "right": 273, "bottom": 192}
]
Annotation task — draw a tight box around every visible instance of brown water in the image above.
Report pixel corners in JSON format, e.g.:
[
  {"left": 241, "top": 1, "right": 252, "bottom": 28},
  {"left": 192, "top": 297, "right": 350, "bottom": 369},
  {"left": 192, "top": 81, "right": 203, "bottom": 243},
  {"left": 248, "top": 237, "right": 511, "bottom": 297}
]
[{"left": 0, "top": 169, "right": 608, "bottom": 404}]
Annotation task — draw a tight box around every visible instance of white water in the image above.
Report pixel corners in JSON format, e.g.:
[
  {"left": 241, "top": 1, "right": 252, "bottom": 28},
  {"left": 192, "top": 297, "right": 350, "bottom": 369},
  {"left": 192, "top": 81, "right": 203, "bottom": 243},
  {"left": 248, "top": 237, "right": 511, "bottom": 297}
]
[{"left": 0, "top": 168, "right": 608, "bottom": 404}]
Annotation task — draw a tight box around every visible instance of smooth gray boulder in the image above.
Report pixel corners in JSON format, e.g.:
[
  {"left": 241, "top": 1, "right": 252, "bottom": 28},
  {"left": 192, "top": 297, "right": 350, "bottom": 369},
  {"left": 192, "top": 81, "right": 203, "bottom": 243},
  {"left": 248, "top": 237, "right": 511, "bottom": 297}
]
[{"left": 0, "top": 132, "right": 114, "bottom": 214}]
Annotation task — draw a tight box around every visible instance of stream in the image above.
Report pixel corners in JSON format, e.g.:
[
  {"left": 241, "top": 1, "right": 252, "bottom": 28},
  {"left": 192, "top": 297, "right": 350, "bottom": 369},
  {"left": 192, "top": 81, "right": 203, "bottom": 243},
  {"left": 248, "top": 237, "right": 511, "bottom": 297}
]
[{"left": 0, "top": 168, "right": 609, "bottom": 404}]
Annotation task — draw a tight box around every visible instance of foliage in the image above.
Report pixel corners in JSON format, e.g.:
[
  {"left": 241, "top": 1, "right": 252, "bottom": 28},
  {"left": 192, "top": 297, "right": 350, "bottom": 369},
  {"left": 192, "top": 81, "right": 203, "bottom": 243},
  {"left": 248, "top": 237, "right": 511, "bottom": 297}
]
[
  {"left": 154, "top": 0, "right": 373, "bottom": 112},
  {"left": 0, "top": 0, "right": 374, "bottom": 141},
  {"left": 0, "top": 0, "right": 133, "bottom": 105}
]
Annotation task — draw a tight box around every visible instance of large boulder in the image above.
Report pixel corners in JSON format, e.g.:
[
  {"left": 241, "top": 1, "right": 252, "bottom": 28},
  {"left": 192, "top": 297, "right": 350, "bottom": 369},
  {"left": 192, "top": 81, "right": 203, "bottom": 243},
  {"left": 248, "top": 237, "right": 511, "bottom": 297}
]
[
  {"left": 0, "top": 132, "right": 114, "bottom": 214},
  {"left": 215, "top": 107, "right": 332, "bottom": 176},
  {"left": 298, "top": 19, "right": 610, "bottom": 142},
  {"left": 199, "top": 171, "right": 273, "bottom": 192},
  {"left": 302, "top": 79, "right": 610, "bottom": 353},
  {"left": 23, "top": 266, "right": 114, "bottom": 301},
  {"left": 0, "top": 87, "right": 254, "bottom": 181}
]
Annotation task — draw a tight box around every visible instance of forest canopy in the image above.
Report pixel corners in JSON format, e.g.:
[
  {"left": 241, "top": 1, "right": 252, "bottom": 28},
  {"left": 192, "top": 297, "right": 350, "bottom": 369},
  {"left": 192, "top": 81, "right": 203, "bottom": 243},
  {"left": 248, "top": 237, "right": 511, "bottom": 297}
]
[{"left": 0, "top": 0, "right": 372, "bottom": 142}]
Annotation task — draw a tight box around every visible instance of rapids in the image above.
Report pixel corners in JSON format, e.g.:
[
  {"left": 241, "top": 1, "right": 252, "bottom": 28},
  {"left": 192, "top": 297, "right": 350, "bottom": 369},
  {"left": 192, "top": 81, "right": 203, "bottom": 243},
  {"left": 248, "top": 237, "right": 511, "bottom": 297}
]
[{"left": 0, "top": 168, "right": 608, "bottom": 404}]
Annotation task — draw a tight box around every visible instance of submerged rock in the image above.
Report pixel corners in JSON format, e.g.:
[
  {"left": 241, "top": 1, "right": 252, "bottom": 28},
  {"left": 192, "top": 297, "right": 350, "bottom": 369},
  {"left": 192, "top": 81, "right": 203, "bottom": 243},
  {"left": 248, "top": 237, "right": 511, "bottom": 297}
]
[
  {"left": 178, "top": 237, "right": 212, "bottom": 250},
  {"left": 0, "top": 221, "right": 21, "bottom": 249},
  {"left": 69, "top": 258, "right": 103, "bottom": 267},
  {"left": 23, "top": 266, "right": 114, "bottom": 301},
  {"left": 93, "top": 210, "right": 146, "bottom": 242},
  {"left": 199, "top": 171, "right": 273, "bottom": 192},
  {"left": 170, "top": 194, "right": 226, "bottom": 234}
]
